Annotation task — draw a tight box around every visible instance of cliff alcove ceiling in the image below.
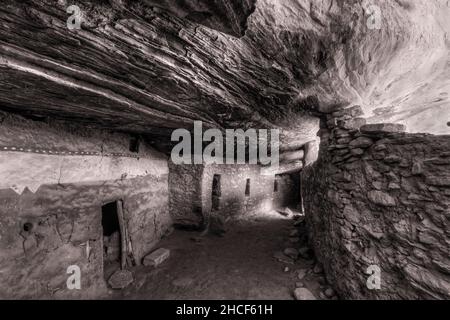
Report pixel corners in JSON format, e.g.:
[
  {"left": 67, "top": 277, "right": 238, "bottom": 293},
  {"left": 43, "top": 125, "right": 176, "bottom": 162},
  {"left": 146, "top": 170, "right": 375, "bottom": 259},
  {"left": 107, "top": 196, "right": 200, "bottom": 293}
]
[{"left": 0, "top": 0, "right": 448, "bottom": 152}]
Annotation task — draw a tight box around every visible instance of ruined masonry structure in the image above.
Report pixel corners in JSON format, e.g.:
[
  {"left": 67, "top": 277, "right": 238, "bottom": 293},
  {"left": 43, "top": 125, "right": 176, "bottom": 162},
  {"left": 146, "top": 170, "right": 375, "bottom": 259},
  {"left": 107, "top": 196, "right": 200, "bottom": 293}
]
[{"left": 302, "top": 106, "right": 450, "bottom": 299}]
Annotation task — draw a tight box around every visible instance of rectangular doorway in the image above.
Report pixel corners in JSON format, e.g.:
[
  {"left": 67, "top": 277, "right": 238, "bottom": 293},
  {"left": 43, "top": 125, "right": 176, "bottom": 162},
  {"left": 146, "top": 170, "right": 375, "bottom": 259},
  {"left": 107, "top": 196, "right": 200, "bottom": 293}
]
[{"left": 101, "top": 200, "right": 127, "bottom": 280}]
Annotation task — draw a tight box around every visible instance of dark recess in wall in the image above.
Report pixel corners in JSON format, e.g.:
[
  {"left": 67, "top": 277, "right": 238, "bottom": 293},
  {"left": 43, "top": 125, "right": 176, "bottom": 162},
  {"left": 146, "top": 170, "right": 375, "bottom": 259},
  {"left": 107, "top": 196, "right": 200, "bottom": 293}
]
[
  {"left": 129, "top": 136, "right": 141, "bottom": 153},
  {"left": 212, "top": 174, "right": 221, "bottom": 210},
  {"left": 245, "top": 178, "right": 251, "bottom": 196},
  {"left": 102, "top": 202, "right": 120, "bottom": 237}
]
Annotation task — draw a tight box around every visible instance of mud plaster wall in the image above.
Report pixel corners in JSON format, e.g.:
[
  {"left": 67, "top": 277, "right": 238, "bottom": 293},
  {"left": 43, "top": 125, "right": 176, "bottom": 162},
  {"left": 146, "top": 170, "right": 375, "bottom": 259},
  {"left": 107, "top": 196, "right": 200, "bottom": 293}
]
[
  {"left": 201, "top": 164, "right": 275, "bottom": 219},
  {"left": 0, "top": 112, "right": 171, "bottom": 299},
  {"left": 302, "top": 106, "right": 450, "bottom": 299},
  {"left": 169, "top": 162, "right": 303, "bottom": 228},
  {"left": 168, "top": 162, "right": 204, "bottom": 228}
]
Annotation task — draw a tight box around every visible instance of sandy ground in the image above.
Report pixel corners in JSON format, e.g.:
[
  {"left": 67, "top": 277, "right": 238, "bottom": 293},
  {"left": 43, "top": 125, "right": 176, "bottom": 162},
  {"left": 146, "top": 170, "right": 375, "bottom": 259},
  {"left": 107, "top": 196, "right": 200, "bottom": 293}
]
[{"left": 106, "top": 211, "right": 330, "bottom": 300}]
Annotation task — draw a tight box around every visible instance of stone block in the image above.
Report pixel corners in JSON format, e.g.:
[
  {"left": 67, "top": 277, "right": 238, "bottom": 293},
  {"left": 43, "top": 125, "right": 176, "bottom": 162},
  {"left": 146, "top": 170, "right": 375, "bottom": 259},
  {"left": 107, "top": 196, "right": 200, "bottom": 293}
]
[
  {"left": 373, "top": 144, "right": 387, "bottom": 152},
  {"left": 426, "top": 176, "right": 450, "bottom": 186},
  {"left": 273, "top": 251, "right": 295, "bottom": 264},
  {"left": 334, "top": 148, "right": 350, "bottom": 156},
  {"left": 350, "top": 148, "right": 364, "bottom": 156},
  {"left": 367, "top": 190, "right": 396, "bottom": 206},
  {"left": 332, "top": 153, "right": 352, "bottom": 163},
  {"left": 337, "top": 117, "right": 366, "bottom": 130},
  {"left": 384, "top": 155, "right": 402, "bottom": 164},
  {"left": 424, "top": 158, "right": 450, "bottom": 165},
  {"left": 304, "top": 140, "right": 320, "bottom": 167},
  {"left": 360, "top": 123, "right": 406, "bottom": 134},
  {"left": 283, "top": 248, "right": 299, "bottom": 260},
  {"left": 333, "top": 171, "right": 352, "bottom": 182},
  {"left": 327, "top": 118, "right": 338, "bottom": 128},
  {"left": 294, "top": 288, "right": 317, "bottom": 300},
  {"left": 343, "top": 205, "right": 360, "bottom": 224},
  {"left": 372, "top": 152, "right": 386, "bottom": 160},
  {"left": 324, "top": 288, "right": 335, "bottom": 298},
  {"left": 108, "top": 270, "right": 134, "bottom": 289},
  {"left": 411, "top": 161, "right": 423, "bottom": 175},
  {"left": 388, "top": 182, "right": 400, "bottom": 190},
  {"left": 143, "top": 248, "right": 170, "bottom": 267},
  {"left": 333, "top": 128, "right": 351, "bottom": 138},
  {"left": 398, "top": 159, "right": 409, "bottom": 167},
  {"left": 349, "top": 137, "right": 373, "bottom": 148},
  {"left": 331, "top": 105, "right": 364, "bottom": 119}
]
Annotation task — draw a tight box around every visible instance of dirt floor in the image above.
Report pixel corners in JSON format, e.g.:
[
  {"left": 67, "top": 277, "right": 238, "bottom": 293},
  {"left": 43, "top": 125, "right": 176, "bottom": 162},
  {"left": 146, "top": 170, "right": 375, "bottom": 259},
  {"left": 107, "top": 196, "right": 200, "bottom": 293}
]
[{"left": 106, "top": 210, "right": 335, "bottom": 300}]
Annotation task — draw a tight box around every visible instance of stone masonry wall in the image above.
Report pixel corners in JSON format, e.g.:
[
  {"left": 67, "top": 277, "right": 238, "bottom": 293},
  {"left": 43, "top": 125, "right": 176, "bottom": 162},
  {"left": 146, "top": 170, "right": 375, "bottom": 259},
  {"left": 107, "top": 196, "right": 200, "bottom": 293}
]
[
  {"left": 302, "top": 106, "right": 450, "bottom": 299},
  {"left": 169, "top": 162, "right": 282, "bottom": 229},
  {"left": 201, "top": 164, "right": 275, "bottom": 219},
  {"left": 0, "top": 112, "right": 171, "bottom": 299}
]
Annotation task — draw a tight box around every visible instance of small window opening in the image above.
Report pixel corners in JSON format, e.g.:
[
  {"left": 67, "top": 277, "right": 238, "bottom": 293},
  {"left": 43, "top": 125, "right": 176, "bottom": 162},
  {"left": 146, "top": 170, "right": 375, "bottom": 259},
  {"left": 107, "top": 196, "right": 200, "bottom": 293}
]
[
  {"left": 245, "top": 178, "right": 251, "bottom": 196},
  {"left": 274, "top": 175, "right": 279, "bottom": 192},
  {"left": 212, "top": 174, "right": 221, "bottom": 197},
  {"left": 23, "top": 222, "right": 33, "bottom": 232},
  {"left": 129, "top": 136, "right": 140, "bottom": 153}
]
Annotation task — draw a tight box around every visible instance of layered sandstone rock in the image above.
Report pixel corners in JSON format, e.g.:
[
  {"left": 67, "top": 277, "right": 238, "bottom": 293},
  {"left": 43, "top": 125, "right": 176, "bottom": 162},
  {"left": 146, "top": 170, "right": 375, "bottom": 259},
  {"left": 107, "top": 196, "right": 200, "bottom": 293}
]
[{"left": 0, "top": 0, "right": 448, "bottom": 151}]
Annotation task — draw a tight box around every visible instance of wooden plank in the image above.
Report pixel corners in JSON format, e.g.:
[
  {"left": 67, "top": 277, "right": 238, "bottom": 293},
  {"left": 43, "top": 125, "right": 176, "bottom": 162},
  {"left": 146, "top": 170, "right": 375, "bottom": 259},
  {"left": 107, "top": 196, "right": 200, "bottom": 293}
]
[{"left": 116, "top": 200, "right": 127, "bottom": 270}]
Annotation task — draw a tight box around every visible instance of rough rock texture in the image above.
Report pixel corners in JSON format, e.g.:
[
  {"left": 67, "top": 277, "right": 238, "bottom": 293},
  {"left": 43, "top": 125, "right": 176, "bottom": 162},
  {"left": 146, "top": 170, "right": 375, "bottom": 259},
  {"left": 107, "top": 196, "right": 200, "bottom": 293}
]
[
  {"left": 0, "top": 113, "right": 172, "bottom": 299},
  {"left": 143, "top": 0, "right": 257, "bottom": 37},
  {"left": 0, "top": 0, "right": 447, "bottom": 152},
  {"left": 302, "top": 106, "right": 450, "bottom": 299}
]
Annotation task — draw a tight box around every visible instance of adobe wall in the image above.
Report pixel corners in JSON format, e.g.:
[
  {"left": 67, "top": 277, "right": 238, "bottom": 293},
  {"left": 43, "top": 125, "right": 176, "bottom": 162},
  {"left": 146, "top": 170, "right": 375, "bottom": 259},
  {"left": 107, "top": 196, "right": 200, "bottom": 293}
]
[
  {"left": 201, "top": 164, "right": 275, "bottom": 219},
  {"left": 168, "top": 162, "right": 205, "bottom": 228},
  {"left": 169, "top": 161, "right": 302, "bottom": 228},
  {"left": 0, "top": 112, "right": 171, "bottom": 299}
]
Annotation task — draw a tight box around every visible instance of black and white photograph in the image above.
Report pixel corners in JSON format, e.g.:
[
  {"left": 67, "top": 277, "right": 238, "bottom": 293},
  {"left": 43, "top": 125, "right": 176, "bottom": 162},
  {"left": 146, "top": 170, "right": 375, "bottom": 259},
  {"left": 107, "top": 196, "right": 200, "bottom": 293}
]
[{"left": 0, "top": 0, "right": 449, "bottom": 306}]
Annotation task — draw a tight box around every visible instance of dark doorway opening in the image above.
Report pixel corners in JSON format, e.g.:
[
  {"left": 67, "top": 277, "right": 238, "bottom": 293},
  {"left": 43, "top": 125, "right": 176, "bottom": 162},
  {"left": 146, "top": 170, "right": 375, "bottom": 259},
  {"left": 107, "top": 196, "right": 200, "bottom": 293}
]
[
  {"left": 273, "top": 173, "right": 301, "bottom": 209},
  {"left": 212, "top": 174, "right": 221, "bottom": 211},
  {"left": 102, "top": 201, "right": 125, "bottom": 281},
  {"left": 129, "top": 136, "right": 140, "bottom": 153},
  {"left": 102, "top": 202, "right": 120, "bottom": 237}
]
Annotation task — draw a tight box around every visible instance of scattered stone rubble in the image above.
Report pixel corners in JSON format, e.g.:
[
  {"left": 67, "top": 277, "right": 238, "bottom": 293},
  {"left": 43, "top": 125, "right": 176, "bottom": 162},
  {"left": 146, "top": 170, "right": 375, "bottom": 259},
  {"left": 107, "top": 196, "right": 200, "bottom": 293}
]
[
  {"left": 294, "top": 288, "right": 317, "bottom": 300},
  {"left": 274, "top": 215, "right": 340, "bottom": 300}
]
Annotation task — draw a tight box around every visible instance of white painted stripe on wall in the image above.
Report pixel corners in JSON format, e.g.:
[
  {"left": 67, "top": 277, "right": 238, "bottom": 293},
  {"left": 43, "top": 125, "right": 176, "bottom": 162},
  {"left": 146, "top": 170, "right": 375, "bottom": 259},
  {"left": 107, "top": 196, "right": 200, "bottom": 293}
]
[{"left": 0, "top": 151, "right": 168, "bottom": 194}]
